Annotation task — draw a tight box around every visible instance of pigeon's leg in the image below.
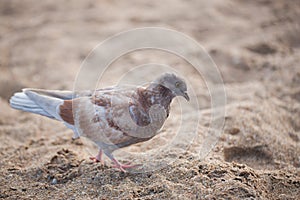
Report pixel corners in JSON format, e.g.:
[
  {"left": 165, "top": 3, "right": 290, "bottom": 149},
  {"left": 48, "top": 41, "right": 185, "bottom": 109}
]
[
  {"left": 90, "top": 149, "right": 105, "bottom": 165},
  {"left": 104, "top": 150, "right": 140, "bottom": 172}
]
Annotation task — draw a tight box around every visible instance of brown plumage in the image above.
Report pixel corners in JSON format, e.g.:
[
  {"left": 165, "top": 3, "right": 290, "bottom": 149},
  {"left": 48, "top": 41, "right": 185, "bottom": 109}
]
[
  {"left": 59, "top": 100, "right": 74, "bottom": 125},
  {"left": 9, "top": 73, "right": 189, "bottom": 172}
]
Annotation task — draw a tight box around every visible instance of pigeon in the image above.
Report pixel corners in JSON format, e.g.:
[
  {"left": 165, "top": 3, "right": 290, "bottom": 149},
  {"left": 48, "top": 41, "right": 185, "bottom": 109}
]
[{"left": 9, "top": 73, "right": 189, "bottom": 172}]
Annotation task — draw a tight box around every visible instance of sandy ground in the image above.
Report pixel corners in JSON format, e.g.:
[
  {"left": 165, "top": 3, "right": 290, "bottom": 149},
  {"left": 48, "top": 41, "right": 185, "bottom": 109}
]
[{"left": 0, "top": 0, "right": 300, "bottom": 199}]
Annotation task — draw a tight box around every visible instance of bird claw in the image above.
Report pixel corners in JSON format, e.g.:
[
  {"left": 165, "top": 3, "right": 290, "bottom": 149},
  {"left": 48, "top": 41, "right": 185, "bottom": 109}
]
[
  {"left": 90, "top": 150, "right": 105, "bottom": 165},
  {"left": 90, "top": 156, "right": 99, "bottom": 162},
  {"left": 111, "top": 163, "right": 142, "bottom": 172},
  {"left": 90, "top": 156, "right": 106, "bottom": 165},
  {"left": 110, "top": 157, "right": 142, "bottom": 172},
  {"left": 91, "top": 151, "right": 141, "bottom": 172}
]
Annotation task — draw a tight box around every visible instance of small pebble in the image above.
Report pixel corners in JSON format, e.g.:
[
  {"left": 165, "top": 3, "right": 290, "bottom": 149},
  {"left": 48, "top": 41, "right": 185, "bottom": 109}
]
[
  {"left": 229, "top": 128, "right": 240, "bottom": 135},
  {"left": 51, "top": 178, "right": 58, "bottom": 185}
]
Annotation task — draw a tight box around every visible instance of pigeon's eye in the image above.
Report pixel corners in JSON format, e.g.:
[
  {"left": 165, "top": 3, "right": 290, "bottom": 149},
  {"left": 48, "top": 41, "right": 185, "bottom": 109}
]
[{"left": 175, "top": 82, "right": 181, "bottom": 88}]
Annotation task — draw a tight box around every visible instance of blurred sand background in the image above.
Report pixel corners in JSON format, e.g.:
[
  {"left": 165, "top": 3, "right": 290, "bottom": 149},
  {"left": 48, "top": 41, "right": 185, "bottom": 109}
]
[{"left": 0, "top": 0, "right": 299, "bottom": 199}]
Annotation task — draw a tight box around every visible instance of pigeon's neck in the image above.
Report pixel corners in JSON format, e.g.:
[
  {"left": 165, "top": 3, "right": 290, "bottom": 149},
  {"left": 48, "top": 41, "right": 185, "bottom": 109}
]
[{"left": 139, "top": 83, "right": 175, "bottom": 113}]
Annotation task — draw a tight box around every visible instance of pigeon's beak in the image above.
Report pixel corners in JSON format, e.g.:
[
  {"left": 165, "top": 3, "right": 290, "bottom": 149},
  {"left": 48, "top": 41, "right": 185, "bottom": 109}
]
[{"left": 183, "top": 92, "right": 190, "bottom": 101}]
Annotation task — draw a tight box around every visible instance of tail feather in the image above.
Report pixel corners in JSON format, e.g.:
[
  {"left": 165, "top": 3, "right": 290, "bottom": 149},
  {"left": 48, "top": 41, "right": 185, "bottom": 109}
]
[
  {"left": 23, "top": 90, "right": 63, "bottom": 119},
  {"left": 10, "top": 93, "right": 39, "bottom": 108},
  {"left": 10, "top": 88, "right": 80, "bottom": 139},
  {"left": 10, "top": 92, "right": 55, "bottom": 118},
  {"left": 9, "top": 88, "right": 69, "bottom": 120},
  {"left": 23, "top": 88, "right": 75, "bottom": 100}
]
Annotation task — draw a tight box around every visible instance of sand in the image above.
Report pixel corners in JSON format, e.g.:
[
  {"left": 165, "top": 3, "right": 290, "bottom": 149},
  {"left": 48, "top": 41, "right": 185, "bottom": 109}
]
[{"left": 0, "top": 0, "right": 299, "bottom": 199}]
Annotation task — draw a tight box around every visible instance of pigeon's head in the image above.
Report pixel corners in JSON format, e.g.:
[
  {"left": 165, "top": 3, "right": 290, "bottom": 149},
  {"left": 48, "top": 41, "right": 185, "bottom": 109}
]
[{"left": 155, "top": 73, "right": 189, "bottom": 101}]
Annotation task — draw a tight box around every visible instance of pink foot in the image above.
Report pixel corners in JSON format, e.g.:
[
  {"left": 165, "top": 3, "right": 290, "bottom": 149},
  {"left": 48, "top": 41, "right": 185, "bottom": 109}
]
[
  {"left": 89, "top": 149, "right": 105, "bottom": 165},
  {"left": 111, "top": 158, "right": 141, "bottom": 172}
]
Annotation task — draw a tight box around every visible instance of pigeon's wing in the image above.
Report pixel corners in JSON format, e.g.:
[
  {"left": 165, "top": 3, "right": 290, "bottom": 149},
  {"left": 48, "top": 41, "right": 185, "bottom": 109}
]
[
  {"left": 57, "top": 88, "right": 131, "bottom": 140},
  {"left": 59, "top": 86, "right": 159, "bottom": 149},
  {"left": 57, "top": 88, "right": 133, "bottom": 145},
  {"left": 57, "top": 86, "right": 136, "bottom": 126},
  {"left": 56, "top": 88, "right": 119, "bottom": 140}
]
